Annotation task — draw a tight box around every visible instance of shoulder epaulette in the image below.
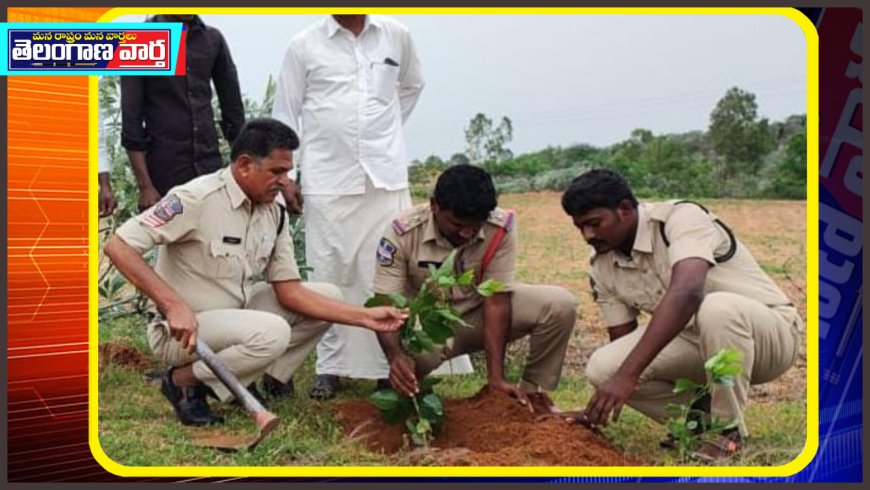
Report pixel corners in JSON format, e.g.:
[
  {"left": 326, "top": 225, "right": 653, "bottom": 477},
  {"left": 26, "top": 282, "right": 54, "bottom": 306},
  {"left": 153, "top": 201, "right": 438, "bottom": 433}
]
[
  {"left": 486, "top": 208, "right": 515, "bottom": 231},
  {"left": 391, "top": 208, "right": 428, "bottom": 236}
]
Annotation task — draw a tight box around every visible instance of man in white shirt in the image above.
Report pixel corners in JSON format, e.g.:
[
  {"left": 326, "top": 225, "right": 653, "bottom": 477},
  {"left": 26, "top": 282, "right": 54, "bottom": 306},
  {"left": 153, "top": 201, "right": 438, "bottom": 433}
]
[{"left": 272, "top": 15, "right": 470, "bottom": 398}]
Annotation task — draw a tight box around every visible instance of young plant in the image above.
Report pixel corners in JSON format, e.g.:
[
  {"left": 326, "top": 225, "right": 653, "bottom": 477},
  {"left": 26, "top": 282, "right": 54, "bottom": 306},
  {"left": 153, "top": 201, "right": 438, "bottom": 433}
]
[
  {"left": 365, "top": 250, "right": 503, "bottom": 447},
  {"left": 666, "top": 347, "right": 744, "bottom": 460}
]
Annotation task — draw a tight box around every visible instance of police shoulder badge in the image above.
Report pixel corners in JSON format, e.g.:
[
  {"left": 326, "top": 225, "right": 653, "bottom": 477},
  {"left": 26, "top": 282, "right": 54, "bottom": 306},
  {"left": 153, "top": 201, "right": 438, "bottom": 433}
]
[
  {"left": 376, "top": 237, "right": 397, "bottom": 266},
  {"left": 142, "top": 194, "right": 183, "bottom": 228}
]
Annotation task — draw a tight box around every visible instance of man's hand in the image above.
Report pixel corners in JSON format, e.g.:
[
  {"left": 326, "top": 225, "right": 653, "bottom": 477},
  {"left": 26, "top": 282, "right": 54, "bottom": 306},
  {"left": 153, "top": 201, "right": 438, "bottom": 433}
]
[
  {"left": 388, "top": 354, "right": 418, "bottom": 397},
  {"left": 488, "top": 378, "right": 533, "bottom": 413},
  {"left": 280, "top": 180, "right": 304, "bottom": 215},
  {"left": 98, "top": 173, "right": 118, "bottom": 217},
  {"left": 583, "top": 371, "right": 638, "bottom": 426},
  {"left": 163, "top": 301, "right": 199, "bottom": 355},
  {"left": 138, "top": 185, "right": 161, "bottom": 212},
  {"left": 360, "top": 306, "right": 408, "bottom": 332}
]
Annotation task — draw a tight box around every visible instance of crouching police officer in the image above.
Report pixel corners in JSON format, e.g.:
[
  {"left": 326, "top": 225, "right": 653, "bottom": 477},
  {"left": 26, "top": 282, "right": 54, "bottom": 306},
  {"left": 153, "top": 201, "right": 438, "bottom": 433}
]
[
  {"left": 561, "top": 169, "right": 803, "bottom": 461},
  {"left": 373, "top": 164, "right": 577, "bottom": 408},
  {"left": 105, "top": 118, "right": 405, "bottom": 426}
]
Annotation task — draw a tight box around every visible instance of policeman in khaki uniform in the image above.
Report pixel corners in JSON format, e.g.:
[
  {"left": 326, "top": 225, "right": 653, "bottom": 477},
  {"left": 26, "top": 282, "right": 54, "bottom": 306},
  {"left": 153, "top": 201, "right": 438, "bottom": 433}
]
[
  {"left": 374, "top": 164, "right": 577, "bottom": 406},
  {"left": 105, "top": 119, "right": 405, "bottom": 427},
  {"left": 560, "top": 169, "right": 803, "bottom": 461}
]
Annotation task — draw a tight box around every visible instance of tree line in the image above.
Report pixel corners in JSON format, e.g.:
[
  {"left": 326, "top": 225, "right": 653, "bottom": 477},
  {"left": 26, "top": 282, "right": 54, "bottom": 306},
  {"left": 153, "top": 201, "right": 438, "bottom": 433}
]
[{"left": 410, "top": 87, "right": 807, "bottom": 200}]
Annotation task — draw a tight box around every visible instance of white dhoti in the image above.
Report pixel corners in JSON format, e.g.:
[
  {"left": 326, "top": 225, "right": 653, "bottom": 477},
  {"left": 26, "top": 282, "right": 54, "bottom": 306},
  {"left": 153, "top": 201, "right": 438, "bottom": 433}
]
[{"left": 306, "top": 178, "right": 473, "bottom": 378}]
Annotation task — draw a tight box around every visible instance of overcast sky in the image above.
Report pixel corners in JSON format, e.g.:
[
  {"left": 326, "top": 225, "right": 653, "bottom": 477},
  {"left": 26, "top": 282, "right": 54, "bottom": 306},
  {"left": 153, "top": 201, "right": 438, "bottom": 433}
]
[{"left": 114, "top": 13, "right": 808, "bottom": 161}]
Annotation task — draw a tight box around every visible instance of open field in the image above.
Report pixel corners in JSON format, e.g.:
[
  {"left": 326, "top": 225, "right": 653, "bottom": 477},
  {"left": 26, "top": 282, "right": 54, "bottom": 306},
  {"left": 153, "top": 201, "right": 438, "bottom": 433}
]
[{"left": 99, "top": 195, "right": 808, "bottom": 468}]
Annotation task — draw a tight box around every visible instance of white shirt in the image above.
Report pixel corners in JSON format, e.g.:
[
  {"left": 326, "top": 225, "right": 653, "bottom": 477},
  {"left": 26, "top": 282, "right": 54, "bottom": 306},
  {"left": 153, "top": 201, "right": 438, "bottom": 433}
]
[{"left": 272, "top": 15, "right": 425, "bottom": 195}]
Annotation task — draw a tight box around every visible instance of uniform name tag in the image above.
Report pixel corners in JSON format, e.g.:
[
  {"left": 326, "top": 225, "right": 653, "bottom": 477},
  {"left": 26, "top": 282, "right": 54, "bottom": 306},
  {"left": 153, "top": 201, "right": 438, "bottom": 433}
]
[
  {"left": 417, "top": 261, "right": 442, "bottom": 269},
  {"left": 222, "top": 236, "right": 242, "bottom": 245}
]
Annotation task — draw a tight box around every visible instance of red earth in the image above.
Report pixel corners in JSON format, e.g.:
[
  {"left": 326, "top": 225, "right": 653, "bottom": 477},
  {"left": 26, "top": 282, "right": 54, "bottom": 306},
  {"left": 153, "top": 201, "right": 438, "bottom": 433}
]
[{"left": 335, "top": 387, "right": 643, "bottom": 466}]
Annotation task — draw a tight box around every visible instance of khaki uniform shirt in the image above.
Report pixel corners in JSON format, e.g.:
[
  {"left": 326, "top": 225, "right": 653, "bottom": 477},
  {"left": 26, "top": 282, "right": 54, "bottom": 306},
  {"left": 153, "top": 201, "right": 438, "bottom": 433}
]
[
  {"left": 373, "top": 204, "right": 517, "bottom": 314},
  {"left": 116, "top": 167, "right": 300, "bottom": 312},
  {"left": 590, "top": 201, "right": 794, "bottom": 327}
]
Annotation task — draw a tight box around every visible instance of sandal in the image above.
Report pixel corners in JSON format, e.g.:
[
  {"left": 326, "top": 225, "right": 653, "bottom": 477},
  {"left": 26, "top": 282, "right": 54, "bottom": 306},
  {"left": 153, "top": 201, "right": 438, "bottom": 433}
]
[
  {"left": 309, "top": 374, "right": 340, "bottom": 400},
  {"left": 691, "top": 430, "right": 742, "bottom": 462}
]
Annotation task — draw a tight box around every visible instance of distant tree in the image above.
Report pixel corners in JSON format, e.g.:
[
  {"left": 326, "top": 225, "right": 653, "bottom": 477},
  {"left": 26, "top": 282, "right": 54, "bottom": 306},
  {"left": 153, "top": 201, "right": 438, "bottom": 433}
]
[
  {"left": 448, "top": 153, "right": 470, "bottom": 166},
  {"left": 765, "top": 131, "right": 807, "bottom": 199},
  {"left": 424, "top": 155, "right": 445, "bottom": 168},
  {"left": 464, "top": 113, "right": 513, "bottom": 165},
  {"left": 708, "top": 87, "right": 775, "bottom": 191}
]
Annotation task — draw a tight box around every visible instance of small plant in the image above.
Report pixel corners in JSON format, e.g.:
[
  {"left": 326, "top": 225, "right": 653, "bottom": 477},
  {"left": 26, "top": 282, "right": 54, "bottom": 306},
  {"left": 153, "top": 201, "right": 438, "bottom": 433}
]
[
  {"left": 665, "top": 347, "right": 744, "bottom": 460},
  {"left": 365, "top": 250, "right": 503, "bottom": 447}
]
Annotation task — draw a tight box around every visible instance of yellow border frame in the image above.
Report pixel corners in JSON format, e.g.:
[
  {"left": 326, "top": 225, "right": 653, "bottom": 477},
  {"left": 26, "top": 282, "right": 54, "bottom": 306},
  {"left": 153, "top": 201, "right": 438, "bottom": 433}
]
[{"left": 89, "top": 6, "right": 820, "bottom": 478}]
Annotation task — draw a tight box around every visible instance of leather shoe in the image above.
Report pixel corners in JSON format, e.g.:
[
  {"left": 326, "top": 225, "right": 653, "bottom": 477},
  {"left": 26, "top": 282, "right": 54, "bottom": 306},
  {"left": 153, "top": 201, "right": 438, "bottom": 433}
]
[
  {"left": 161, "top": 368, "right": 224, "bottom": 426},
  {"left": 263, "top": 374, "right": 294, "bottom": 399}
]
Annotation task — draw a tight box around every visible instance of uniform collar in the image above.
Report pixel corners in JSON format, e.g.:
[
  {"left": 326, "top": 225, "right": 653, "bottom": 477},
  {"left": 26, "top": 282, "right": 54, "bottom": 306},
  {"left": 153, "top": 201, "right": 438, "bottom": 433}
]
[
  {"left": 632, "top": 203, "right": 654, "bottom": 254},
  {"left": 222, "top": 167, "right": 250, "bottom": 209},
  {"left": 325, "top": 15, "right": 380, "bottom": 38},
  {"left": 589, "top": 203, "right": 652, "bottom": 266},
  {"left": 422, "top": 211, "right": 486, "bottom": 249}
]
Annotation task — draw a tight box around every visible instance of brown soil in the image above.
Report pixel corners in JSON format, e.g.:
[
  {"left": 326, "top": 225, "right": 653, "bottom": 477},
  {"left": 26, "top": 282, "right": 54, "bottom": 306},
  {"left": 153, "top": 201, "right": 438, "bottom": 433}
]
[
  {"left": 335, "top": 387, "right": 643, "bottom": 466},
  {"left": 99, "top": 341, "right": 152, "bottom": 372}
]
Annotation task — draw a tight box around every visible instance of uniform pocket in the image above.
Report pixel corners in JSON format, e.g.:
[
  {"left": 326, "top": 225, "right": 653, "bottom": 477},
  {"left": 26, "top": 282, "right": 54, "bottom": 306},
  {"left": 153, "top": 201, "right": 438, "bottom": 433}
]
[{"left": 208, "top": 240, "right": 244, "bottom": 279}]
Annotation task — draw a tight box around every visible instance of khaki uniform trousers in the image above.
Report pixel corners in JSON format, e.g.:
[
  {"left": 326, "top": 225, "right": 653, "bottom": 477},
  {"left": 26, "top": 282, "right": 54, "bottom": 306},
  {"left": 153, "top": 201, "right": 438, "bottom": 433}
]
[
  {"left": 148, "top": 282, "right": 339, "bottom": 402},
  {"left": 585, "top": 291, "right": 804, "bottom": 436},
  {"left": 413, "top": 284, "right": 577, "bottom": 391}
]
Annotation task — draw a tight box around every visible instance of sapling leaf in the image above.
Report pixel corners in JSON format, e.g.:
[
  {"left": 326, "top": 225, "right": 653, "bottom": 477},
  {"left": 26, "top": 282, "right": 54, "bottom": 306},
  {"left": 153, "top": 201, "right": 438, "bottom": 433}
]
[
  {"left": 421, "top": 393, "right": 444, "bottom": 417},
  {"left": 387, "top": 292, "right": 410, "bottom": 308},
  {"left": 421, "top": 377, "right": 442, "bottom": 390},
  {"left": 673, "top": 378, "right": 702, "bottom": 394},
  {"left": 416, "top": 418, "right": 432, "bottom": 435},
  {"left": 437, "top": 251, "right": 457, "bottom": 277},
  {"left": 457, "top": 269, "right": 475, "bottom": 286},
  {"left": 476, "top": 279, "right": 505, "bottom": 297},
  {"left": 364, "top": 295, "right": 390, "bottom": 307},
  {"left": 437, "top": 275, "right": 456, "bottom": 288},
  {"left": 370, "top": 389, "right": 400, "bottom": 411},
  {"left": 425, "top": 319, "right": 454, "bottom": 344}
]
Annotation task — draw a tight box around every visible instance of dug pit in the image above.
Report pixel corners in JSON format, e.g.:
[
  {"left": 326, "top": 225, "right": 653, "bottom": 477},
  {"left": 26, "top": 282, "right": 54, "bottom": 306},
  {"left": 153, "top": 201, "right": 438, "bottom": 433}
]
[{"left": 335, "top": 387, "right": 643, "bottom": 466}]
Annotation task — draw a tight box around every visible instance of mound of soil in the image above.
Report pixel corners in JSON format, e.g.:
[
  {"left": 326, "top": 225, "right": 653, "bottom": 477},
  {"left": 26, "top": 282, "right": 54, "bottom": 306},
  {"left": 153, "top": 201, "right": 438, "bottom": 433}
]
[
  {"left": 335, "top": 387, "right": 642, "bottom": 466},
  {"left": 99, "top": 341, "right": 152, "bottom": 372}
]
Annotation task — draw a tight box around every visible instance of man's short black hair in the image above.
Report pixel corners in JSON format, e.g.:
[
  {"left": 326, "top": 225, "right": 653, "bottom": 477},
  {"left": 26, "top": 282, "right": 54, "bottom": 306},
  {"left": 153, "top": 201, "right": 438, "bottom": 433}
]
[
  {"left": 230, "top": 118, "right": 299, "bottom": 161},
  {"left": 433, "top": 164, "right": 497, "bottom": 221},
  {"left": 561, "top": 168, "right": 638, "bottom": 216}
]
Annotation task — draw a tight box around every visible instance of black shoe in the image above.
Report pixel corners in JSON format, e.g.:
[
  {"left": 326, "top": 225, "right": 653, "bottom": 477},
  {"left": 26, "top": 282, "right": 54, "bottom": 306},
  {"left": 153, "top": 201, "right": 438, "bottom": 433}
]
[
  {"left": 160, "top": 369, "right": 224, "bottom": 426},
  {"left": 374, "top": 378, "right": 392, "bottom": 392},
  {"left": 309, "top": 374, "right": 340, "bottom": 400},
  {"left": 262, "top": 374, "right": 294, "bottom": 399}
]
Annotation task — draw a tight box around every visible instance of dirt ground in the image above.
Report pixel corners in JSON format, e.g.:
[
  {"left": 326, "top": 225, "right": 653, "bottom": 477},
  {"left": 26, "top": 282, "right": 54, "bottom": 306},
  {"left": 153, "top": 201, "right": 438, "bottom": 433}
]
[
  {"left": 99, "top": 341, "right": 153, "bottom": 373},
  {"left": 335, "top": 387, "right": 642, "bottom": 466}
]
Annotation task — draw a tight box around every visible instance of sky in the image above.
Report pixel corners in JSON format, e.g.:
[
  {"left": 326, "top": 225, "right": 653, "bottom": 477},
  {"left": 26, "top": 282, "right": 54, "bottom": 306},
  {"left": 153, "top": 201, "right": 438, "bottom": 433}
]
[{"left": 114, "top": 12, "right": 808, "bottom": 161}]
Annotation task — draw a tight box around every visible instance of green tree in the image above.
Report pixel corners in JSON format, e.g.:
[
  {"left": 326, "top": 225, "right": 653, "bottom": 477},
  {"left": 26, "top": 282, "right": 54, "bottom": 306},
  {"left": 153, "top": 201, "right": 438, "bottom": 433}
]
[
  {"left": 765, "top": 131, "right": 807, "bottom": 199},
  {"left": 708, "top": 87, "right": 775, "bottom": 192},
  {"left": 464, "top": 113, "right": 513, "bottom": 165}
]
